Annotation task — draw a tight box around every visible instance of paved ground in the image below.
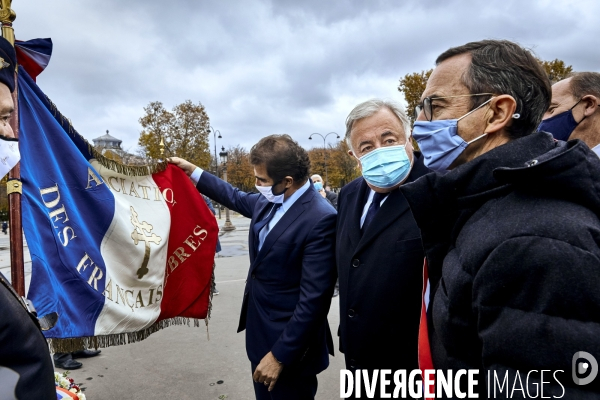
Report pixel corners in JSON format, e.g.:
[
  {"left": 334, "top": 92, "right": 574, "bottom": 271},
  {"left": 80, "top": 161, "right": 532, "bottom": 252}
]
[{"left": 1, "top": 214, "right": 345, "bottom": 399}]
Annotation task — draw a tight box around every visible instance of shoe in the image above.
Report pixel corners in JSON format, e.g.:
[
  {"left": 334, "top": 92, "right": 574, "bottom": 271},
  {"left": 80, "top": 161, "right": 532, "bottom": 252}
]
[
  {"left": 54, "top": 358, "right": 82, "bottom": 370},
  {"left": 72, "top": 349, "right": 101, "bottom": 358},
  {"left": 333, "top": 288, "right": 339, "bottom": 297},
  {"left": 212, "top": 288, "right": 220, "bottom": 295}
]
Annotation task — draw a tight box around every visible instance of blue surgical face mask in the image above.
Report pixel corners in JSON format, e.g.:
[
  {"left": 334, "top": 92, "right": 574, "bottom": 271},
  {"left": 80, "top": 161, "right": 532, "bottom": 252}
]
[
  {"left": 357, "top": 145, "right": 412, "bottom": 189},
  {"left": 313, "top": 181, "right": 323, "bottom": 191},
  {"left": 537, "top": 99, "right": 584, "bottom": 141},
  {"left": 412, "top": 98, "right": 493, "bottom": 172}
]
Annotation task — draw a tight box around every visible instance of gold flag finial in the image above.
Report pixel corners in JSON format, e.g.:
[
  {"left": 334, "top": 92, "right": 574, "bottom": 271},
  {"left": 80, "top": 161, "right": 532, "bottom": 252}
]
[
  {"left": 0, "top": 0, "right": 16, "bottom": 45},
  {"left": 159, "top": 136, "right": 165, "bottom": 157}
]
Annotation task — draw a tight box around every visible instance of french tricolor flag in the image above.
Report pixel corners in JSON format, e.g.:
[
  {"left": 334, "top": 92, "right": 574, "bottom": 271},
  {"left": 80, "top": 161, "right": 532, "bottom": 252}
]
[
  {"left": 15, "top": 38, "right": 52, "bottom": 81},
  {"left": 18, "top": 65, "right": 218, "bottom": 351}
]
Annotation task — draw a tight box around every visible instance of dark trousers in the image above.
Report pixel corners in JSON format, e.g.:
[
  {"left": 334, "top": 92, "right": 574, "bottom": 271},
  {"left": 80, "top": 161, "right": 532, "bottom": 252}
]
[{"left": 251, "top": 363, "right": 318, "bottom": 400}]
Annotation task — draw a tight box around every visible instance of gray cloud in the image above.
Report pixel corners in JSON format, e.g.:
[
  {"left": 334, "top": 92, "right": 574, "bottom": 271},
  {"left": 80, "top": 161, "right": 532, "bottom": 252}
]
[{"left": 14, "top": 0, "right": 600, "bottom": 154}]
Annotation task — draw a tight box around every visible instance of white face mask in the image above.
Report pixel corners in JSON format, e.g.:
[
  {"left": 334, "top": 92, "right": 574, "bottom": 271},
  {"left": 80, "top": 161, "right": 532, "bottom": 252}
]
[
  {"left": 0, "top": 136, "right": 19, "bottom": 179},
  {"left": 255, "top": 184, "right": 285, "bottom": 203}
]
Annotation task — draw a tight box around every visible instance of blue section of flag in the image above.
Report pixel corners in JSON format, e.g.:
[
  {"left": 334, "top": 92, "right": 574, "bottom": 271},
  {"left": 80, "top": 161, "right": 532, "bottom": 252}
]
[
  {"left": 19, "top": 67, "right": 114, "bottom": 338},
  {"left": 15, "top": 38, "right": 53, "bottom": 56}
]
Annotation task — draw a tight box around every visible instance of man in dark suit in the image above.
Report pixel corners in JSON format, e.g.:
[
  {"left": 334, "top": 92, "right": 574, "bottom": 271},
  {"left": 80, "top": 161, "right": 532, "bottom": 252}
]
[
  {"left": 336, "top": 99, "right": 428, "bottom": 392},
  {"left": 170, "top": 134, "right": 336, "bottom": 400}
]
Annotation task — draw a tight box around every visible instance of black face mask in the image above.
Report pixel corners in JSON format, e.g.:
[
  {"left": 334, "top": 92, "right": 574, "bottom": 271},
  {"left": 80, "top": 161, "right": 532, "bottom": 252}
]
[{"left": 538, "top": 99, "right": 584, "bottom": 141}]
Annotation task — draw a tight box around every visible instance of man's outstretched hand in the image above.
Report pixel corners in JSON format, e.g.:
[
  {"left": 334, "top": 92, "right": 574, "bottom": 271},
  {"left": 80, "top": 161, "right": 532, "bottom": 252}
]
[
  {"left": 252, "top": 351, "right": 283, "bottom": 392},
  {"left": 168, "top": 157, "right": 197, "bottom": 177}
]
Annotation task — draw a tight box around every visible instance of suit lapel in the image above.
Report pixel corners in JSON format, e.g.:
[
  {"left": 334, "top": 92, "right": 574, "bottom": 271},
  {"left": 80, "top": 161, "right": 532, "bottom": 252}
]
[
  {"left": 353, "top": 155, "right": 429, "bottom": 255},
  {"left": 355, "top": 188, "right": 410, "bottom": 254},
  {"left": 251, "top": 187, "right": 315, "bottom": 269},
  {"left": 346, "top": 179, "right": 370, "bottom": 250}
]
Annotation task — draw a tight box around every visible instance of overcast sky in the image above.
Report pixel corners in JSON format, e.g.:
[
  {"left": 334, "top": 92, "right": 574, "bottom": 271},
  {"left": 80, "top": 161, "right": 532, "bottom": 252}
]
[{"left": 14, "top": 0, "right": 600, "bottom": 155}]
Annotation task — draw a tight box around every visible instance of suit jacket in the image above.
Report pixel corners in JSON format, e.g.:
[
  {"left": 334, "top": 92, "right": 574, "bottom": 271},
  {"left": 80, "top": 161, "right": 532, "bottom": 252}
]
[
  {"left": 197, "top": 172, "right": 337, "bottom": 374},
  {"left": 336, "top": 154, "right": 429, "bottom": 371},
  {"left": 325, "top": 190, "right": 338, "bottom": 209}
]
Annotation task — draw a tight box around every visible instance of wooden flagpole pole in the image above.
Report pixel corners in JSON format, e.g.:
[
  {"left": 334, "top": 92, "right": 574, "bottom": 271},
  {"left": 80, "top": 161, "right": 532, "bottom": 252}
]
[{"left": 0, "top": 1, "right": 25, "bottom": 297}]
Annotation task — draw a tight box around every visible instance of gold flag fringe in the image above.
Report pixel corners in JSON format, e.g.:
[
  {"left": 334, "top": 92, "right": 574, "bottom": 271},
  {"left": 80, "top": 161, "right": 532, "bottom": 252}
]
[
  {"left": 47, "top": 317, "right": 203, "bottom": 353},
  {"left": 45, "top": 97, "right": 168, "bottom": 176},
  {"left": 205, "top": 262, "right": 217, "bottom": 341}
]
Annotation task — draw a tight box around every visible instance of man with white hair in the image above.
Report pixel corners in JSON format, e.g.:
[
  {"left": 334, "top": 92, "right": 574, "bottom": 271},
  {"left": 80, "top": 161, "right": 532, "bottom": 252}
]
[
  {"left": 310, "top": 174, "right": 338, "bottom": 209},
  {"left": 335, "top": 99, "right": 429, "bottom": 385}
]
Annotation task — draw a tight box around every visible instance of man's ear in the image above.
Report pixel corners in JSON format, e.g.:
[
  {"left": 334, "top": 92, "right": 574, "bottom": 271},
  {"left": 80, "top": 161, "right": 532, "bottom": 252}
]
[
  {"left": 582, "top": 95, "right": 599, "bottom": 117},
  {"left": 284, "top": 176, "right": 294, "bottom": 188},
  {"left": 348, "top": 150, "right": 362, "bottom": 170},
  {"left": 485, "top": 94, "right": 517, "bottom": 134}
]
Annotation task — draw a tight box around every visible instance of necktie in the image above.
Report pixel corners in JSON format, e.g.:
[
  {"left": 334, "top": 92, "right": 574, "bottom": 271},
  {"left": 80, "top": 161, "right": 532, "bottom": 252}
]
[
  {"left": 253, "top": 203, "right": 282, "bottom": 251},
  {"left": 362, "top": 191, "right": 388, "bottom": 232}
]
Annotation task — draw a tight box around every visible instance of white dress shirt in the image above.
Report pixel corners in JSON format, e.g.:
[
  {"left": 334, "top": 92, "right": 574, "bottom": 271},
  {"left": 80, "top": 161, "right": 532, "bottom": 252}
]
[
  {"left": 257, "top": 179, "right": 310, "bottom": 251},
  {"left": 190, "top": 167, "right": 311, "bottom": 250}
]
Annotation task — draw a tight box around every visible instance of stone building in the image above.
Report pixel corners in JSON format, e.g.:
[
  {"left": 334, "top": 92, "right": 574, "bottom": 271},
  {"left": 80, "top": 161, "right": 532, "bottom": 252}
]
[{"left": 92, "top": 130, "right": 148, "bottom": 165}]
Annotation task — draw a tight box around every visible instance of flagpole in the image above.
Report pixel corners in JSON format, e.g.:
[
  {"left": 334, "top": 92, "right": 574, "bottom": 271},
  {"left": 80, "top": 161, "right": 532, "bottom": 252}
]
[{"left": 1, "top": 1, "right": 25, "bottom": 297}]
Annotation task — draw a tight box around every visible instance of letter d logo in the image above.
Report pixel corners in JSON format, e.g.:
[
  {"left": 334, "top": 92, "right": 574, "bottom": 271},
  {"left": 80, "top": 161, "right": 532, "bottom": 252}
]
[{"left": 573, "top": 351, "right": 598, "bottom": 385}]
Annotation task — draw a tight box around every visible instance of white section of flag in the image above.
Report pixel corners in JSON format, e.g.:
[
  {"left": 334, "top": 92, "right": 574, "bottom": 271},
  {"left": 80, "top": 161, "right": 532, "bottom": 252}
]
[{"left": 91, "top": 161, "right": 171, "bottom": 335}]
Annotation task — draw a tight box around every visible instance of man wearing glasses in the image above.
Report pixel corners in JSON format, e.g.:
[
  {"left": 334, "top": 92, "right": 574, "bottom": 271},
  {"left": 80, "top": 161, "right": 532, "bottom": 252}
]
[
  {"left": 401, "top": 40, "right": 600, "bottom": 398},
  {"left": 538, "top": 72, "right": 600, "bottom": 155}
]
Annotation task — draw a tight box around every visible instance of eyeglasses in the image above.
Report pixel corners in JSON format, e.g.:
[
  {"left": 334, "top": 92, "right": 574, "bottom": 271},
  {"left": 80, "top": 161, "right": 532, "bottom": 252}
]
[{"left": 414, "top": 93, "right": 494, "bottom": 121}]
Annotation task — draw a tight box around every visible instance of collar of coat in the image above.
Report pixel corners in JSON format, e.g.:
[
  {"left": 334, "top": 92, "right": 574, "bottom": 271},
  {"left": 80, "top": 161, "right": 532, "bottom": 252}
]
[{"left": 401, "top": 131, "right": 600, "bottom": 285}]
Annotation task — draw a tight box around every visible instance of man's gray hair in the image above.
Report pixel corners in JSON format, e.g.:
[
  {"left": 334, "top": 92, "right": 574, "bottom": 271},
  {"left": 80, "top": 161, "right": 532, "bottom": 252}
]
[
  {"left": 569, "top": 72, "right": 600, "bottom": 100},
  {"left": 345, "top": 99, "right": 411, "bottom": 151}
]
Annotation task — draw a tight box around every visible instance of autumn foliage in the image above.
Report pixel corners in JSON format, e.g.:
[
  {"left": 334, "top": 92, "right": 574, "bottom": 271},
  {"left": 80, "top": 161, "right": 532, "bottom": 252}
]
[
  {"left": 308, "top": 140, "right": 360, "bottom": 189},
  {"left": 398, "top": 69, "right": 433, "bottom": 125},
  {"left": 138, "top": 100, "right": 212, "bottom": 170}
]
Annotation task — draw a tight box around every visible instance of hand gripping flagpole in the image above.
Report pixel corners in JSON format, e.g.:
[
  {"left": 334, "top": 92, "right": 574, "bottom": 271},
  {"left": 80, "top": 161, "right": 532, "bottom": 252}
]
[{"left": 1, "top": 0, "right": 25, "bottom": 297}]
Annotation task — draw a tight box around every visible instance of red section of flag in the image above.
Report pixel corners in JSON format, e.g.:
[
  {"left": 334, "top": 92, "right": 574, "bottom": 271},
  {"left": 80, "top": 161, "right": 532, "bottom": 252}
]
[
  {"left": 152, "top": 165, "right": 219, "bottom": 320},
  {"left": 15, "top": 46, "right": 44, "bottom": 81},
  {"left": 419, "top": 258, "right": 435, "bottom": 399}
]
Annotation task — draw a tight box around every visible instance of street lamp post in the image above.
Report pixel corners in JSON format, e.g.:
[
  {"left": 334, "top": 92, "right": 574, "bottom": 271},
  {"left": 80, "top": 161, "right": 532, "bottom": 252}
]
[
  {"left": 309, "top": 132, "right": 340, "bottom": 187},
  {"left": 219, "top": 146, "right": 236, "bottom": 232},
  {"left": 210, "top": 126, "right": 222, "bottom": 219}
]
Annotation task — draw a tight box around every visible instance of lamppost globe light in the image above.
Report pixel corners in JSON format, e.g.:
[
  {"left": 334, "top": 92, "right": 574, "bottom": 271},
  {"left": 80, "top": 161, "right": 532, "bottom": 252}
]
[{"left": 219, "top": 147, "right": 228, "bottom": 164}]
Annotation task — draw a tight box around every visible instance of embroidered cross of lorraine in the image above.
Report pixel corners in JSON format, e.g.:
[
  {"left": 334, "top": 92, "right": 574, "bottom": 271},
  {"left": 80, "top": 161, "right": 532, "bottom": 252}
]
[{"left": 130, "top": 206, "right": 162, "bottom": 279}]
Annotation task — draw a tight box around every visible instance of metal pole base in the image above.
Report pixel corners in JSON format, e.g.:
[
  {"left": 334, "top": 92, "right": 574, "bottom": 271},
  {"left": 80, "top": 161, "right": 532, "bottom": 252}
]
[
  {"left": 223, "top": 207, "right": 236, "bottom": 231},
  {"left": 222, "top": 221, "right": 236, "bottom": 231}
]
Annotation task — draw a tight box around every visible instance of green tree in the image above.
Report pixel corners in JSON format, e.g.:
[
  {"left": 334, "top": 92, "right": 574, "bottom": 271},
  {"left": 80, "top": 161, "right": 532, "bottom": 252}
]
[{"left": 138, "top": 100, "right": 211, "bottom": 169}]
